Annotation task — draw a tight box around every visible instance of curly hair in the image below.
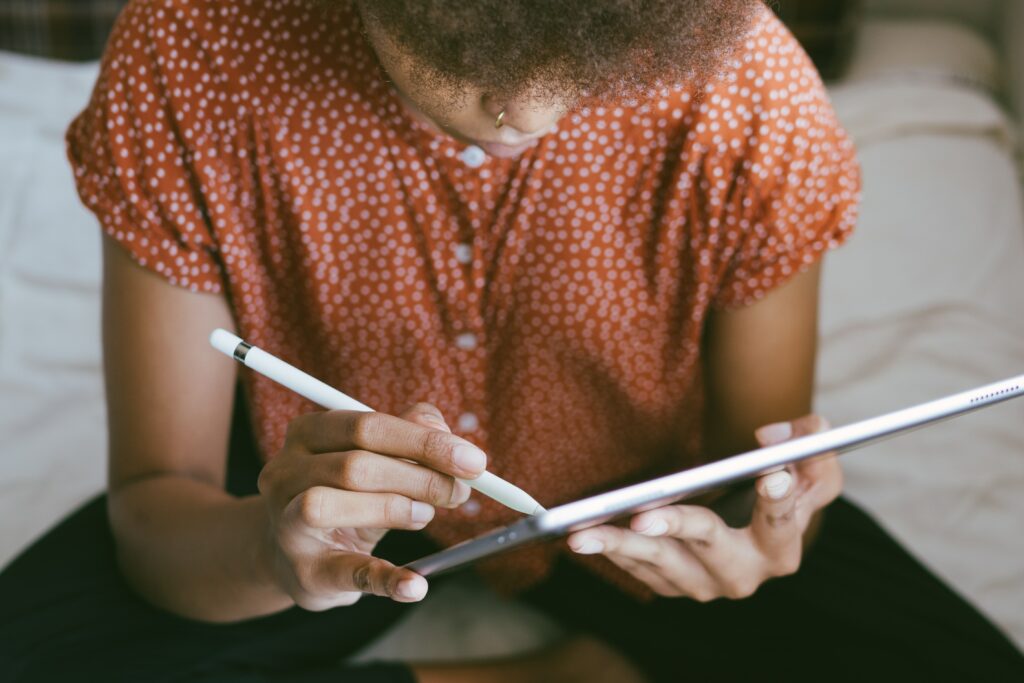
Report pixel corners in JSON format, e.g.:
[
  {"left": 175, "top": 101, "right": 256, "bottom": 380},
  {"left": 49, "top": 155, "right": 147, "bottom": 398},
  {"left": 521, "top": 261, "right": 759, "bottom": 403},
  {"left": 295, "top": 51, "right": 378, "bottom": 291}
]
[{"left": 351, "top": 0, "right": 760, "bottom": 102}]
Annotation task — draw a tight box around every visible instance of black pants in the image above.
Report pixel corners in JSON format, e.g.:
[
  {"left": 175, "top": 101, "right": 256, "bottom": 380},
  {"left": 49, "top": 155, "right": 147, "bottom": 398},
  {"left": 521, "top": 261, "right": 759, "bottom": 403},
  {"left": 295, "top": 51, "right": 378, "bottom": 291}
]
[{"left": 3, "top": 396, "right": 1023, "bottom": 682}]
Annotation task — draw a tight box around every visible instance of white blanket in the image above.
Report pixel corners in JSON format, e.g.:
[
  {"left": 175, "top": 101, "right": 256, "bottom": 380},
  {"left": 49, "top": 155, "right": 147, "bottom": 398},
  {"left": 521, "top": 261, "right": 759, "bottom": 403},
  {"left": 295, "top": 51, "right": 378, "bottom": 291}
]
[{"left": 1, "top": 17, "right": 1023, "bottom": 659}]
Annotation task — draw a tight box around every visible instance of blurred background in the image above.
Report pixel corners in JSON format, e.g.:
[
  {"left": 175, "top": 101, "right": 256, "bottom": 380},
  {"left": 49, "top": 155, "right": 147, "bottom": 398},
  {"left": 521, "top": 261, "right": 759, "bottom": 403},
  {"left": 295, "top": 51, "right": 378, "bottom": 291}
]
[{"left": 1, "top": 0, "right": 1022, "bottom": 663}]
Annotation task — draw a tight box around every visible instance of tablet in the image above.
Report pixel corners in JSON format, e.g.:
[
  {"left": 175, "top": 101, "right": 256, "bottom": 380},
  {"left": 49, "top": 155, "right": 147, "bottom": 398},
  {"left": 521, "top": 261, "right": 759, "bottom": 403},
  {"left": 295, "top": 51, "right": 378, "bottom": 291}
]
[{"left": 405, "top": 373, "right": 1024, "bottom": 577}]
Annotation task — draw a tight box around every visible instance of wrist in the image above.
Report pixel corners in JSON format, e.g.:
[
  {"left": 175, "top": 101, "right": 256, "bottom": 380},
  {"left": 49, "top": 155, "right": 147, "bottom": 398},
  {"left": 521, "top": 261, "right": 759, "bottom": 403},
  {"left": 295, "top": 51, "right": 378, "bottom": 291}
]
[{"left": 245, "top": 496, "right": 296, "bottom": 611}]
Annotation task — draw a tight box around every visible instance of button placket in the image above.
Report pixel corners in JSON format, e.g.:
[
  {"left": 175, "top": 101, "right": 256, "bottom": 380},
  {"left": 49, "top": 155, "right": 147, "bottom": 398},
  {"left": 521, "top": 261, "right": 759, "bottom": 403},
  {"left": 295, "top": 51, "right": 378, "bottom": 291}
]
[{"left": 441, "top": 144, "right": 494, "bottom": 495}]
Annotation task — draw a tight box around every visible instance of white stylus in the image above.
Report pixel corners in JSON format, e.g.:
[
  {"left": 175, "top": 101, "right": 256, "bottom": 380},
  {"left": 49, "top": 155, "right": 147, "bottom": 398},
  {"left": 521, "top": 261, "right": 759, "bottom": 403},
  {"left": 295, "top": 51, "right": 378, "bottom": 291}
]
[{"left": 209, "top": 329, "right": 546, "bottom": 516}]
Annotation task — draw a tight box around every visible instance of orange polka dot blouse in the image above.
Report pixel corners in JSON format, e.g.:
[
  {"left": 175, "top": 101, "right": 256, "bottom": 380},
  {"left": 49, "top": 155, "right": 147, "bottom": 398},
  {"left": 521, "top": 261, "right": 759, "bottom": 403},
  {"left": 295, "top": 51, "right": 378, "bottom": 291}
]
[{"left": 67, "top": 0, "right": 860, "bottom": 594}]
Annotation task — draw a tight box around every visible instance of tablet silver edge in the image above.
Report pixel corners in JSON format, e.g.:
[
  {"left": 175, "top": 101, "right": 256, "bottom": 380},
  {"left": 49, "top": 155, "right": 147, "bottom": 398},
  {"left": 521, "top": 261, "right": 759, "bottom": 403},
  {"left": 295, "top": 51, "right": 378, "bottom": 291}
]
[{"left": 405, "top": 373, "right": 1024, "bottom": 577}]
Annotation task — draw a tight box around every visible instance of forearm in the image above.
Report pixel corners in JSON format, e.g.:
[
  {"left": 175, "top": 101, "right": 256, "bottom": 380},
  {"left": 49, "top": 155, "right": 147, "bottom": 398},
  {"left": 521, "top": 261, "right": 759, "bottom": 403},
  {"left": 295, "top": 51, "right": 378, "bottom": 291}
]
[{"left": 109, "top": 474, "right": 294, "bottom": 623}]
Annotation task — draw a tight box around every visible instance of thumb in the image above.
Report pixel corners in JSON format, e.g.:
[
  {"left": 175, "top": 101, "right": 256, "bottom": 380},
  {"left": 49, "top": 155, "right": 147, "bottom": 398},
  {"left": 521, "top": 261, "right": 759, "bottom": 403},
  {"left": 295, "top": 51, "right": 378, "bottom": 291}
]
[{"left": 324, "top": 553, "right": 430, "bottom": 603}]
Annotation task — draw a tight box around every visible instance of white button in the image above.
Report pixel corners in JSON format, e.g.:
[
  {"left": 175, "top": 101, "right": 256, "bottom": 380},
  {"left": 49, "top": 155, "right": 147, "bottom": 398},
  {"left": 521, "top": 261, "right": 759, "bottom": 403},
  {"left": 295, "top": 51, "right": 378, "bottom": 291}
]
[
  {"left": 455, "top": 243, "right": 473, "bottom": 264},
  {"left": 457, "top": 412, "right": 479, "bottom": 432},
  {"left": 461, "top": 499, "right": 481, "bottom": 516},
  {"left": 455, "top": 333, "right": 477, "bottom": 350},
  {"left": 460, "top": 145, "right": 486, "bottom": 168}
]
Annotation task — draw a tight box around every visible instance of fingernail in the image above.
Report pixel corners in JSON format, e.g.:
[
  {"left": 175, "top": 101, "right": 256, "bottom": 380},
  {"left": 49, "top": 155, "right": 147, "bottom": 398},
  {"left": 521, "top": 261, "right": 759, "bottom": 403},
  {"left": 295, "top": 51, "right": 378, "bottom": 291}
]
[
  {"left": 453, "top": 444, "right": 486, "bottom": 474},
  {"left": 638, "top": 518, "right": 669, "bottom": 536},
  {"left": 411, "top": 502, "right": 435, "bottom": 523},
  {"left": 452, "top": 480, "right": 471, "bottom": 504},
  {"left": 571, "top": 538, "right": 604, "bottom": 554},
  {"left": 756, "top": 422, "right": 792, "bottom": 446},
  {"left": 396, "top": 576, "right": 427, "bottom": 600},
  {"left": 763, "top": 470, "right": 793, "bottom": 499},
  {"left": 422, "top": 414, "right": 451, "bottom": 432}
]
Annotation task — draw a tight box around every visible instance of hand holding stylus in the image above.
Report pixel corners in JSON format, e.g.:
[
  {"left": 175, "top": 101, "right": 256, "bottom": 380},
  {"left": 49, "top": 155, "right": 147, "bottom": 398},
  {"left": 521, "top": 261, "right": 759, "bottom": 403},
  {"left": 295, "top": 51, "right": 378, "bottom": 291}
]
[
  {"left": 258, "top": 400, "right": 474, "bottom": 607},
  {"left": 209, "top": 329, "right": 545, "bottom": 607}
]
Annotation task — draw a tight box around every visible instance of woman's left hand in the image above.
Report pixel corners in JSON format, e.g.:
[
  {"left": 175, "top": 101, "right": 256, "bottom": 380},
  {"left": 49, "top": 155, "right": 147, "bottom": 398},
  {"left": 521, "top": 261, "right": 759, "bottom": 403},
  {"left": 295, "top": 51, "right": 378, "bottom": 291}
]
[{"left": 567, "top": 414, "right": 843, "bottom": 601}]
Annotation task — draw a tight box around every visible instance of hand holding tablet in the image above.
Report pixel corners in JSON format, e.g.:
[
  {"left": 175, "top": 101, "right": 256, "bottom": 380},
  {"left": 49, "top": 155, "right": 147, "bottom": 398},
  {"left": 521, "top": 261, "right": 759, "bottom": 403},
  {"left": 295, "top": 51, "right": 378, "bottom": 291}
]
[{"left": 566, "top": 414, "right": 842, "bottom": 601}]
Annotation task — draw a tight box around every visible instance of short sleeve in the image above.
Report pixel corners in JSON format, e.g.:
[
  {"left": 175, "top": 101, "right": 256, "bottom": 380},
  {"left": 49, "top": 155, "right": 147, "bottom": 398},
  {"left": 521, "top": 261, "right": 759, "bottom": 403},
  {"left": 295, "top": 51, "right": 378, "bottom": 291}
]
[
  {"left": 66, "top": 1, "right": 224, "bottom": 293},
  {"left": 704, "top": 13, "right": 861, "bottom": 311}
]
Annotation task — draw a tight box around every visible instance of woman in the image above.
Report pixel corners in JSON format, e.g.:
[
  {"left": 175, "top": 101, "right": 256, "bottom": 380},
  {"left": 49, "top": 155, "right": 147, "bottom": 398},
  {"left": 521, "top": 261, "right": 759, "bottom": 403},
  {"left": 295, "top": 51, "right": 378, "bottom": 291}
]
[{"left": 2, "top": 0, "right": 1022, "bottom": 680}]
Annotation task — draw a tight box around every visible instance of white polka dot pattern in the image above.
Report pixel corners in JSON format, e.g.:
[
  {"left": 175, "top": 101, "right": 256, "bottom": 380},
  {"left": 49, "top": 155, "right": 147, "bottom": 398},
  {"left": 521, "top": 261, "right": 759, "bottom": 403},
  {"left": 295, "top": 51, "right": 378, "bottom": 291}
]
[{"left": 66, "top": 0, "right": 860, "bottom": 594}]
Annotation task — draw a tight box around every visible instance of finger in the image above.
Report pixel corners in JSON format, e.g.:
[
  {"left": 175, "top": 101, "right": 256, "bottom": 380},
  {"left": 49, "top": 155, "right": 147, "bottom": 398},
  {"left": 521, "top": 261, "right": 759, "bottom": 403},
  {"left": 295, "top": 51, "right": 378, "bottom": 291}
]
[
  {"left": 631, "top": 504, "right": 730, "bottom": 558},
  {"left": 301, "top": 451, "right": 470, "bottom": 508},
  {"left": 399, "top": 402, "right": 452, "bottom": 433},
  {"left": 568, "top": 525, "right": 679, "bottom": 568},
  {"left": 794, "top": 453, "right": 843, "bottom": 507},
  {"left": 754, "top": 414, "right": 830, "bottom": 448},
  {"left": 792, "top": 414, "right": 831, "bottom": 437},
  {"left": 789, "top": 416, "right": 840, "bottom": 507},
  {"left": 750, "top": 469, "right": 802, "bottom": 570},
  {"left": 630, "top": 504, "right": 753, "bottom": 592},
  {"left": 758, "top": 414, "right": 842, "bottom": 508},
  {"left": 286, "top": 487, "right": 436, "bottom": 530},
  {"left": 320, "top": 553, "right": 429, "bottom": 602},
  {"left": 570, "top": 525, "right": 721, "bottom": 601},
  {"left": 288, "top": 410, "right": 487, "bottom": 479}
]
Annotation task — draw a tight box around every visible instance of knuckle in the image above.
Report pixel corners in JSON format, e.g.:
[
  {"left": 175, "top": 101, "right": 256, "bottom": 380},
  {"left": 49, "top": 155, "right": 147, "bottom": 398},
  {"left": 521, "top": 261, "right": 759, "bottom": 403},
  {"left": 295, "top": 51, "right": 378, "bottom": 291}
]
[
  {"left": 685, "top": 515, "right": 717, "bottom": 546},
  {"left": 286, "top": 413, "right": 313, "bottom": 443},
  {"left": 764, "top": 509, "right": 795, "bottom": 529},
  {"left": 296, "top": 488, "right": 325, "bottom": 527},
  {"left": 351, "top": 562, "right": 373, "bottom": 593},
  {"left": 653, "top": 584, "right": 683, "bottom": 598},
  {"left": 691, "top": 589, "right": 717, "bottom": 604},
  {"left": 256, "top": 462, "right": 278, "bottom": 497},
  {"left": 773, "top": 549, "right": 802, "bottom": 576},
  {"left": 349, "top": 412, "right": 383, "bottom": 449},
  {"left": 592, "top": 531, "right": 616, "bottom": 553},
  {"left": 423, "top": 472, "right": 453, "bottom": 506},
  {"left": 646, "top": 540, "right": 670, "bottom": 565},
  {"left": 382, "top": 494, "right": 411, "bottom": 527},
  {"left": 765, "top": 507, "right": 794, "bottom": 528},
  {"left": 726, "top": 579, "right": 759, "bottom": 600},
  {"left": 420, "top": 428, "right": 452, "bottom": 467},
  {"left": 284, "top": 416, "right": 302, "bottom": 441},
  {"left": 337, "top": 451, "right": 373, "bottom": 490}
]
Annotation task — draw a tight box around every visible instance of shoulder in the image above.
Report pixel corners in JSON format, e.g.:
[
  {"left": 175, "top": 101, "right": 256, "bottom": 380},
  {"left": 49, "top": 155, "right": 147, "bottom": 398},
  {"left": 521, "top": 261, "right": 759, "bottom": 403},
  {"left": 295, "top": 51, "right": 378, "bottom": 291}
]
[
  {"left": 646, "top": 5, "right": 853, "bottom": 174},
  {"left": 700, "top": 6, "right": 854, "bottom": 178},
  {"left": 103, "top": 0, "right": 368, "bottom": 101}
]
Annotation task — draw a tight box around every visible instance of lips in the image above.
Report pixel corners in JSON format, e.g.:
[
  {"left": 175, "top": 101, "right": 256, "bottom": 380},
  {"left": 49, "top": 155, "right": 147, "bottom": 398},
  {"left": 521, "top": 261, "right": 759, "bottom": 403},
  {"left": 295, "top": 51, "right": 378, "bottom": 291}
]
[{"left": 476, "top": 138, "right": 539, "bottom": 158}]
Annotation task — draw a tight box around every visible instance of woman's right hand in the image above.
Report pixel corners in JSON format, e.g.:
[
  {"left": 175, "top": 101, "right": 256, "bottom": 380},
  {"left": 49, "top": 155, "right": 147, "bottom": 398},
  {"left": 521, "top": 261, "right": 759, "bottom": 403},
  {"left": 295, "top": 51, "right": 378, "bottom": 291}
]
[{"left": 257, "top": 402, "right": 485, "bottom": 610}]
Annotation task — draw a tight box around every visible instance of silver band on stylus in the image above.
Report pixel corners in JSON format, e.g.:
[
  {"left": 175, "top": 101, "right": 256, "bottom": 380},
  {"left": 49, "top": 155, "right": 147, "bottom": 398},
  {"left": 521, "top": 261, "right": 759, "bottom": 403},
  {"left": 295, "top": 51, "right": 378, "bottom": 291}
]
[{"left": 232, "top": 341, "right": 252, "bottom": 362}]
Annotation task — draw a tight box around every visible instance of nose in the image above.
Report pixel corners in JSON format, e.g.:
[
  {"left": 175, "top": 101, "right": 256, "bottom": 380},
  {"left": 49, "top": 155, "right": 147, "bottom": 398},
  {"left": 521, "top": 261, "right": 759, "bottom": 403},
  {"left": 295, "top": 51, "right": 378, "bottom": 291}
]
[{"left": 482, "top": 96, "right": 562, "bottom": 137}]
